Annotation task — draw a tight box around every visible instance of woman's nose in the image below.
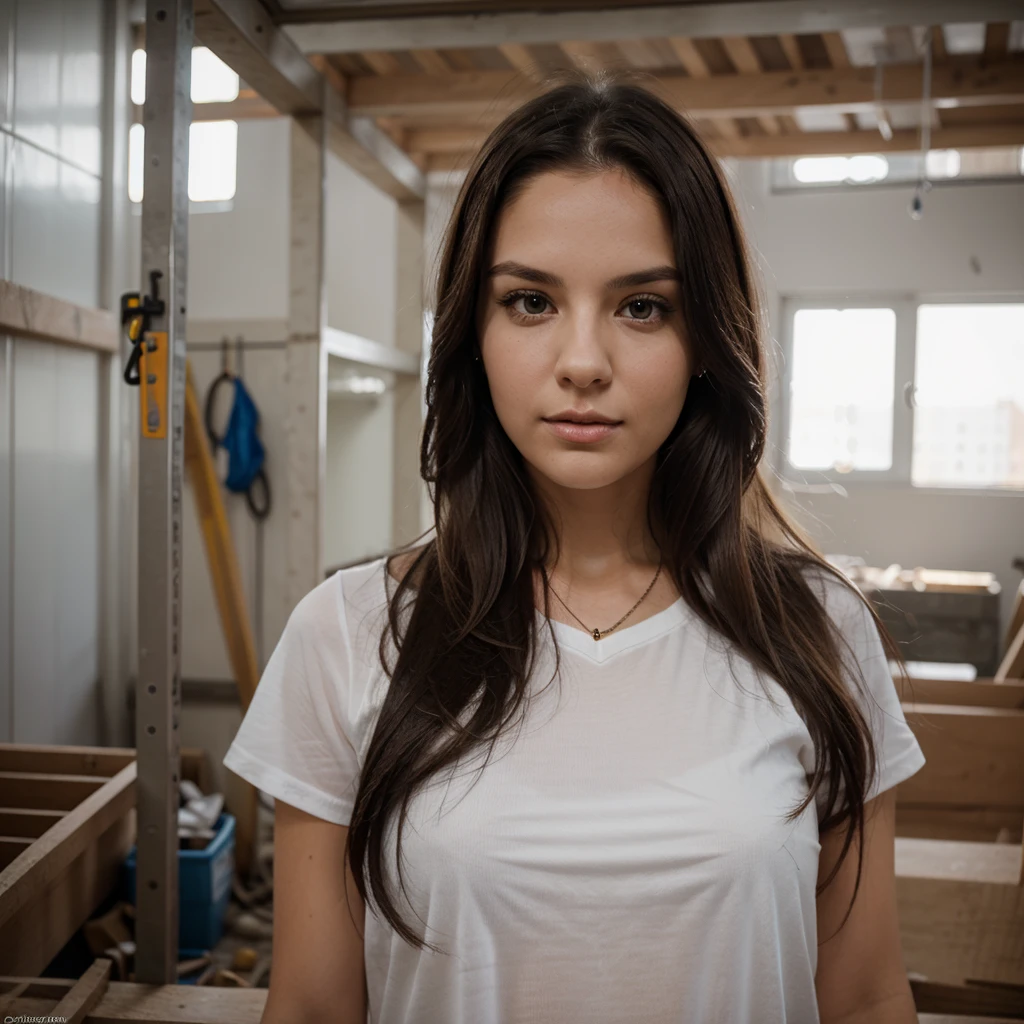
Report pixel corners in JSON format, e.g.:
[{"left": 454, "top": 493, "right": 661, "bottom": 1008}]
[{"left": 552, "top": 307, "right": 613, "bottom": 383}]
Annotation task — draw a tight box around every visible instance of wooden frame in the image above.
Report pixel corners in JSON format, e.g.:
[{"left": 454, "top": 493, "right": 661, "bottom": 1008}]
[
  {"left": 0, "top": 279, "right": 119, "bottom": 354},
  {"left": 895, "top": 678, "right": 1024, "bottom": 985},
  {"left": 280, "top": 0, "right": 1024, "bottom": 54},
  {"left": 0, "top": 745, "right": 211, "bottom": 978}
]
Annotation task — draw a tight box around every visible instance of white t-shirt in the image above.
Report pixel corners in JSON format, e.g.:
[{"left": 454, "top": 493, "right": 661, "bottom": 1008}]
[{"left": 223, "top": 554, "right": 925, "bottom": 1024}]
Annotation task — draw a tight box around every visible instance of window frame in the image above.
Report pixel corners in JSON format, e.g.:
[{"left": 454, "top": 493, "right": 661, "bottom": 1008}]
[{"left": 776, "top": 293, "right": 1024, "bottom": 496}]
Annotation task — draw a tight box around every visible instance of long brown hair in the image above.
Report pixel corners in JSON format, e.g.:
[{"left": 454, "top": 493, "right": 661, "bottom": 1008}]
[{"left": 344, "top": 69, "right": 907, "bottom": 952}]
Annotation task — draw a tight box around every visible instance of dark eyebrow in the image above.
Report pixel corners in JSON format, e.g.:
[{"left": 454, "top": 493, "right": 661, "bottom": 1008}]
[{"left": 487, "top": 260, "right": 681, "bottom": 290}]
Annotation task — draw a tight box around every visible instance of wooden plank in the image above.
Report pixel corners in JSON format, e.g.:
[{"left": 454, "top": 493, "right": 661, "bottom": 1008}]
[
  {"left": 0, "top": 772, "right": 107, "bottom": 811},
  {"left": 347, "top": 57, "right": 1024, "bottom": 119},
  {"left": 996, "top": 619, "right": 1024, "bottom": 681},
  {"left": 895, "top": 676, "right": 1024, "bottom": 709},
  {"left": 896, "top": 806, "right": 1022, "bottom": 844},
  {"left": 912, "top": 978, "right": 1024, "bottom": 1017},
  {"left": 183, "top": 364, "right": 259, "bottom": 714},
  {"left": 421, "top": 122, "right": 1024, "bottom": 169},
  {"left": 985, "top": 22, "right": 1012, "bottom": 59},
  {"left": 183, "top": 363, "right": 258, "bottom": 879},
  {"left": 895, "top": 837, "right": 1022, "bottom": 885},
  {"left": 282, "top": 1, "right": 1024, "bottom": 54},
  {"left": 900, "top": 704, "right": 1024, "bottom": 810},
  {"left": 51, "top": 958, "right": 110, "bottom": 1024},
  {"left": 89, "top": 981, "right": 267, "bottom": 1022},
  {"left": 0, "top": 800, "right": 135, "bottom": 975},
  {"left": 0, "top": 744, "right": 134, "bottom": 777},
  {"left": 0, "top": 762, "right": 135, "bottom": 930},
  {"left": 0, "top": 809, "right": 65, "bottom": 840},
  {"left": 194, "top": 0, "right": 425, "bottom": 201},
  {"left": 720, "top": 36, "right": 782, "bottom": 135},
  {"left": 897, "top": 870, "right": 1024, "bottom": 985},
  {"left": 1007, "top": 580, "right": 1024, "bottom": 655},
  {"left": 0, "top": 838, "right": 32, "bottom": 871},
  {"left": 0, "top": 279, "right": 117, "bottom": 354}
]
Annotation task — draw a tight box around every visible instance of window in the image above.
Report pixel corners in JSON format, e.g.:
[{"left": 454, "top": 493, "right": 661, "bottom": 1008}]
[
  {"left": 788, "top": 308, "right": 896, "bottom": 472},
  {"left": 129, "top": 46, "right": 239, "bottom": 205},
  {"left": 912, "top": 305, "right": 1024, "bottom": 489},
  {"left": 781, "top": 299, "right": 1024, "bottom": 492},
  {"left": 773, "top": 147, "right": 1024, "bottom": 191}
]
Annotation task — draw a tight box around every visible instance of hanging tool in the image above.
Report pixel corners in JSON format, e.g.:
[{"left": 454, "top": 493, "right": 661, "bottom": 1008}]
[
  {"left": 121, "top": 270, "right": 169, "bottom": 438},
  {"left": 204, "top": 338, "right": 272, "bottom": 521}
]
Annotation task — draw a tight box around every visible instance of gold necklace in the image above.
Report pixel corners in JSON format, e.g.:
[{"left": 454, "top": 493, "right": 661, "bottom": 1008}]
[{"left": 546, "top": 560, "right": 664, "bottom": 641}]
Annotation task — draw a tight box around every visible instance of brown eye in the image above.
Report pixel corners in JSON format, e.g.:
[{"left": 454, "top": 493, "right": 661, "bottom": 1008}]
[
  {"left": 627, "top": 298, "right": 655, "bottom": 320},
  {"left": 521, "top": 294, "right": 548, "bottom": 315}
]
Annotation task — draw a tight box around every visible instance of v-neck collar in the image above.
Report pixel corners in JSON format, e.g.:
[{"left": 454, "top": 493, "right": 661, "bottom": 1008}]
[
  {"left": 376, "top": 555, "right": 689, "bottom": 666},
  {"left": 535, "top": 596, "right": 689, "bottom": 665}
]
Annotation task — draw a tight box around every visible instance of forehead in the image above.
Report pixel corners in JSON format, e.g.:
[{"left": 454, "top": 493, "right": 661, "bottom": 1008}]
[{"left": 489, "top": 168, "right": 675, "bottom": 269}]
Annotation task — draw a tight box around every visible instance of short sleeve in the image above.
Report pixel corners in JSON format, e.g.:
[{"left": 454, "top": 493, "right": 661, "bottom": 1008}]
[
  {"left": 810, "top": 572, "right": 926, "bottom": 822},
  {"left": 223, "top": 573, "right": 361, "bottom": 826}
]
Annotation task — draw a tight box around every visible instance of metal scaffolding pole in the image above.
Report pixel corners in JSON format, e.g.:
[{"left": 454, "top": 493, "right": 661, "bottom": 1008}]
[{"left": 134, "top": 0, "right": 192, "bottom": 983}]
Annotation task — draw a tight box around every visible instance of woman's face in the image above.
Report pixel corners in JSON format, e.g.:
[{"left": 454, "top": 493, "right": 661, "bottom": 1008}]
[{"left": 477, "top": 167, "right": 695, "bottom": 493}]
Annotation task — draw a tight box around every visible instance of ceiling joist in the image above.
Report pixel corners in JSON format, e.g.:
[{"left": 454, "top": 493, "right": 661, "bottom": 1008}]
[
  {"left": 194, "top": 0, "right": 425, "bottom": 200},
  {"left": 281, "top": 1, "right": 1024, "bottom": 55},
  {"left": 345, "top": 57, "right": 1024, "bottom": 121}
]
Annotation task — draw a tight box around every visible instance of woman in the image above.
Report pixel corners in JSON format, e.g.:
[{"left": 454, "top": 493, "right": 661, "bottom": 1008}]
[{"left": 224, "top": 70, "right": 925, "bottom": 1024}]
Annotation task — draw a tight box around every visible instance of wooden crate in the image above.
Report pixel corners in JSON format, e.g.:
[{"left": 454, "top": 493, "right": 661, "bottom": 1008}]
[
  {"left": 0, "top": 745, "right": 211, "bottom": 977},
  {"left": 894, "top": 678, "right": 1024, "bottom": 986}
]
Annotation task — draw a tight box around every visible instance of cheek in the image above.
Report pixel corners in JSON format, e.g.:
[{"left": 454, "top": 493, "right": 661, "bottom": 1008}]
[
  {"left": 622, "top": 348, "right": 692, "bottom": 434},
  {"left": 481, "top": 327, "right": 546, "bottom": 426}
]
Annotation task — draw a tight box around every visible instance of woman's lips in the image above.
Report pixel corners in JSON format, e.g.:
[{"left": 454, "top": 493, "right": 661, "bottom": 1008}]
[{"left": 543, "top": 419, "right": 621, "bottom": 443}]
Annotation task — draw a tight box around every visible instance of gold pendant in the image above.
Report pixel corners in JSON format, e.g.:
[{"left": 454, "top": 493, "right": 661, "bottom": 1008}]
[{"left": 592, "top": 627, "right": 602, "bottom": 641}]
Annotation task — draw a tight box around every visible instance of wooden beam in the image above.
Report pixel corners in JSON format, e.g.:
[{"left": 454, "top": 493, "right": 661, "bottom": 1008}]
[
  {"left": 995, "top": 618, "right": 1024, "bottom": 681},
  {"left": 417, "top": 122, "right": 1024, "bottom": 167},
  {"left": 283, "top": 1, "right": 1024, "bottom": 54},
  {"left": 1006, "top": 580, "right": 1024, "bottom": 656},
  {"left": 194, "top": 0, "right": 425, "bottom": 200},
  {"left": 897, "top": 841, "right": 1024, "bottom": 984},
  {"left": 51, "top": 958, "right": 110, "bottom": 1024},
  {"left": 894, "top": 676, "right": 1024, "bottom": 709},
  {"left": 985, "top": 22, "right": 1012, "bottom": 59},
  {"left": 312, "top": 55, "right": 427, "bottom": 201},
  {"left": 721, "top": 36, "right": 784, "bottom": 135},
  {"left": 194, "top": 0, "right": 321, "bottom": 113},
  {"left": 0, "top": 744, "right": 134, "bottom": 777},
  {"left": 0, "top": 280, "right": 118, "bottom": 353},
  {"left": 900, "top": 704, "right": 1024, "bottom": 811},
  {"left": 0, "top": 762, "right": 136, "bottom": 977},
  {"left": 347, "top": 57, "right": 1024, "bottom": 121}
]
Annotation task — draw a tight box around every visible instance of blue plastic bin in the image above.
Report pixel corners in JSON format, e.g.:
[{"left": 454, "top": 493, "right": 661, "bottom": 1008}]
[{"left": 123, "top": 812, "right": 236, "bottom": 952}]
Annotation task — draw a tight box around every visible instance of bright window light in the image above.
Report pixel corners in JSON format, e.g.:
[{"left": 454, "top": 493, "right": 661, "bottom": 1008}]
[
  {"left": 793, "top": 155, "right": 888, "bottom": 184},
  {"left": 793, "top": 157, "right": 849, "bottom": 183},
  {"left": 131, "top": 49, "right": 146, "bottom": 106},
  {"left": 846, "top": 154, "right": 888, "bottom": 183},
  {"left": 127, "top": 120, "right": 238, "bottom": 203},
  {"left": 130, "top": 46, "right": 239, "bottom": 106},
  {"left": 926, "top": 149, "right": 961, "bottom": 179},
  {"left": 128, "top": 122, "right": 144, "bottom": 202},
  {"left": 912, "top": 304, "right": 1024, "bottom": 489},
  {"left": 188, "top": 120, "right": 238, "bottom": 201},
  {"left": 788, "top": 308, "right": 896, "bottom": 472},
  {"left": 191, "top": 46, "right": 239, "bottom": 103}
]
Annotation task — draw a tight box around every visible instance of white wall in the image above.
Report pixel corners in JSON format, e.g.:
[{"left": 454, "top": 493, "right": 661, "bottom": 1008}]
[
  {"left": 730, "top": 162, "right": 1024, "bottom": 636},
  {"left": 177, "top": 118, "right": 402, "bottom": 685},
  {"left": 0, "top": 0, "right": 110, "bottom": 744}
]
